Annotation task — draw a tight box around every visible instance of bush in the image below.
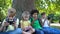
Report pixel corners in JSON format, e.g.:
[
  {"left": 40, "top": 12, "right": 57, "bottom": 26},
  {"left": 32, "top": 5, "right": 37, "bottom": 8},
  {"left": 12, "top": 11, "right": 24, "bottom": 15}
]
[{"left": 0, "top": 0, "right": 12, "bottom": 21}]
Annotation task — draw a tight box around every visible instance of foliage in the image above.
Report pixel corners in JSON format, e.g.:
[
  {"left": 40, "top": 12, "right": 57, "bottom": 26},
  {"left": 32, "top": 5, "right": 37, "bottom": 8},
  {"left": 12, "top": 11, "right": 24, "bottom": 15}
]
[
  {"left": 35, "top": 0, "right": 60, "bottom": 23},
  {"left": 0, "top": 0, "right": 60, "bottom": 22},
  {"left": 0, "top": 0, "right": 12, "bottom": 21}
]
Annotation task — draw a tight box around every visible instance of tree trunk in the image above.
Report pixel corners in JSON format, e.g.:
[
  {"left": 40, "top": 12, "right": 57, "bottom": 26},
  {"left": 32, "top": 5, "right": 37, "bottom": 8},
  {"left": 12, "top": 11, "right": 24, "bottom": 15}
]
[{"left": 12, "top": 0, "right": 35, "bottom": 19}]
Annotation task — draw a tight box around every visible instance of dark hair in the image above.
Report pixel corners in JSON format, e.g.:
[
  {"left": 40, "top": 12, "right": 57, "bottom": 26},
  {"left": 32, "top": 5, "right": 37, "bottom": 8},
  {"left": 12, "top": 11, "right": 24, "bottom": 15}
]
[
  {"left": 30, "top": 10, "right": 39, "bottom": 16},
  {"left": 41, "top": 12, "right": 46, "bottom": 15}
]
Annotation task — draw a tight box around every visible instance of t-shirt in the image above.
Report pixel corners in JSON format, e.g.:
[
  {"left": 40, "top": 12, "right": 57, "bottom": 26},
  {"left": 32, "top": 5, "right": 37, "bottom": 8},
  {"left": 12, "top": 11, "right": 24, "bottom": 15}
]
[
  {"left": 41, "top": 18, "right": 49, "bottom": 27},
  {"left": 2, "top": 17, "right": 19, "bottom": 32},
  {"left": 30, "top": 18, "right": 42, "bottom": 29},
  {"left": 6, "top": 25, "right": 15, "bottom": 32},
  {"left": 20, "top": 20, "right": 30, "bottom": 30}
]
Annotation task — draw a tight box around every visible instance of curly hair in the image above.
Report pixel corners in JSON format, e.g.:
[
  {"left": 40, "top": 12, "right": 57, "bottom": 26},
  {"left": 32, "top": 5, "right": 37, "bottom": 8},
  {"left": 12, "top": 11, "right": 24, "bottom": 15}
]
[{"left": 30, "top": 10, "right": 39, "bottom": 16}]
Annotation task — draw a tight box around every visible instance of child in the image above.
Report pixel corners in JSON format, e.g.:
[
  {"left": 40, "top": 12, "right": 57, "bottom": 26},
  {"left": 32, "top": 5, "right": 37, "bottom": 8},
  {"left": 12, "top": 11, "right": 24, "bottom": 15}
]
[
  {"left": 0, "top": 8, "right": 22, "bottom": 34},
  {"left": 41, "top": 12, "right": 60, "bottom": 34},
  {"left": 30, "top": 10, "right": 44, "bottom": 34},
  {"left": 20, "top": 11, "right": 35, "bottom": 34},
  {"left": 41, "top": 12, "right": 50, "bottom": 27},
  {"left": 3, "top": 8, "right": 19, "bottom": 31}
]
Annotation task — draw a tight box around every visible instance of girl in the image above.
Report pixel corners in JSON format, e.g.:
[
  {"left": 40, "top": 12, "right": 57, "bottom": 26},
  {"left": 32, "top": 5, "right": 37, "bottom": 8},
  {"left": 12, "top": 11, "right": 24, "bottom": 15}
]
[{"left": 20, "top": 11, "right": 35, "bottom": 34}]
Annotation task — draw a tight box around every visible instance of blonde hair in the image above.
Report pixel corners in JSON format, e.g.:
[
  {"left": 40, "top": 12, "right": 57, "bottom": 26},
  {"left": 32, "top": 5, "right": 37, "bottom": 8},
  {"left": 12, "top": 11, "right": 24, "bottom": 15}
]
[
  {"left": 8, "top": 8, "right": 16, "bottom": 16},
  {"left": 22, "top": 11, "right": 30, "bottom": 19}
]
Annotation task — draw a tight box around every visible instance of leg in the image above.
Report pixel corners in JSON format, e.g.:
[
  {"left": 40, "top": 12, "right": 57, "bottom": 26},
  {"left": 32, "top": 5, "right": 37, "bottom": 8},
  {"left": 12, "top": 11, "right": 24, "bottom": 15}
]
[
  {"left": 43, "top": 27, "right": 53, "bottom": 34},
  {"left": 35, "top": 29, "right": 44, "bottom": 34},
  {"left": 43, "top": 27, "right": 60, "bottom": 34},
  {"left": 49, "top": 27, "right": 60, "bottom": 34},
  {"left": 8, "top": 28, "right": 22, "bottom": 34},
  {"left": 0, "top": 32, "right": 8, "bottom": 34}
]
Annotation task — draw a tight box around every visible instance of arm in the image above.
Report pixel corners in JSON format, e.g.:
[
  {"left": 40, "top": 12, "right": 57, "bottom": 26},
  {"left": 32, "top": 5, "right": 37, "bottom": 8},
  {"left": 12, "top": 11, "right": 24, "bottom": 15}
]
[
  {"left": 31, "top": 20, "right": 35, "bottom": 26},
  {"left": 0, "top": 19, "right": 9, "bottom": 31},
  {"left": 15, "top": 18, "right": 19, "bottom": 28},
  {"left": 39, "top": 18, "right": 44, "bottom": 27},
  {"left": 28, "top": 21, "right": 35, "bottom": 33},
  {"left": 28, "top": 21, "right": 31, "bottom": 27},
  {"left": 30, "top": 18, "right": 36, "bottom": 26},
  {"left": 20, "top": 21, "right": 23, "bottom": 29},
  {"left": 0, "top": 19, "right": 6, "bottom": 31},
  {"left": 13, "top": 18, "right": 19, "bottom": 29},
  {"left": 48, "top": 21, "right": 50, "bottom": 27}
]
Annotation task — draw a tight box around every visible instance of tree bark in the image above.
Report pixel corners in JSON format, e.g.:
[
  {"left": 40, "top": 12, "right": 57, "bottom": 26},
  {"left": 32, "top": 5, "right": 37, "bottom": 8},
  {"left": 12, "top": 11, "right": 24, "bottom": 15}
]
[{"left": 12, "top": 0, "right": 35, "bottom": 19}]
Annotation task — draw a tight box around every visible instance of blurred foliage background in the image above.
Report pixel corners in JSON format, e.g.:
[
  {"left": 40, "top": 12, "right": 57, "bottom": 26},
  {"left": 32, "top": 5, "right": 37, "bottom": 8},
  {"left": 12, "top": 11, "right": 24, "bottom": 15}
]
[
  {"left": 0, "top": 0, "right": 60, "bottom": 23},
  {"left": 35, "top": 0, "right": 60, "bottom": 23},
  {"left": 0, "top": 0, "right": 12, "bottom": 21}
]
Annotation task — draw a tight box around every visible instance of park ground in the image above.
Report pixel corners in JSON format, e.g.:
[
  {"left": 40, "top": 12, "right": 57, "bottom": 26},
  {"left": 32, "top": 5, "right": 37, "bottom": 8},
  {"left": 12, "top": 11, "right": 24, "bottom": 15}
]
[{"left": 51, "top": 23, "right": 60, "bottom": 29}]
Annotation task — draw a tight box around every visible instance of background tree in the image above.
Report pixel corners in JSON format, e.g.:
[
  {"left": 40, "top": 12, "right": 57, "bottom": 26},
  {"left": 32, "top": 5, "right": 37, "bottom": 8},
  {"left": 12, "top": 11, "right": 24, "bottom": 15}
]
[
  {"left": 0, "top": 0, "right": 60, "bottom": 23},
  {"left": 12, "top": 0, "right": 35, "bottom": 19}
]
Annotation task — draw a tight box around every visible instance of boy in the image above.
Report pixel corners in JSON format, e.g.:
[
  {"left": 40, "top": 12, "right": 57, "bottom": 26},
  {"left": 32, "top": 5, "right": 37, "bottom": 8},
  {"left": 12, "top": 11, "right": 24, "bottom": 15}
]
[
  {"left": 41, "top": 12, "right": 50, "bottom": 27},
  {"left": 0, "top": 8, "right": 22, "bottom": 34},
  {"left": 30, "top": 10, "right": 44, "bottom": 34},
  {"left": 41, "top": 12, "right": 60, "bottom": 34},
  {"left": 20, "top": 11, "right": 35, "bottom": 34}
]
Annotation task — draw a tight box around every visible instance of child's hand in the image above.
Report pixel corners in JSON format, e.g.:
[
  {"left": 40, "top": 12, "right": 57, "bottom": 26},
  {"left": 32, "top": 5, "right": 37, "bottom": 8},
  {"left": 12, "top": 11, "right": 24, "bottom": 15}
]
[
  {"left": 24, "top": 27, "right": 28, "bottom": 30},
  {"left": 0, "top": 28, "right": 2, "bottom": 31},
  {"left": 28, "top": 26, "right": 32, "bottom": 29},
  {"left": 4, "top": 22, "right": 9, "bottom": 26},
  {"left": 25, "top": 26, "right": 32, "bottom": 30},
  {"left": 12, "top": 22, "right": 16, "bottom": 28}
]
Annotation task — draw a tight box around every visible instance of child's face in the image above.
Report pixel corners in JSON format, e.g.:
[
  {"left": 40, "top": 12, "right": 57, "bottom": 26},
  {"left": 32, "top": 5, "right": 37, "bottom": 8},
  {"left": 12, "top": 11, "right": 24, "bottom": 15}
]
[
  {"left": 23, "top": 15, "right": 29, "bottom": 21},
  {"left": 8, "top": 11, "right": 15, "bottom": 17},
  {"left": 32, "top": 13, "right": 38, "bottom": 19},
  {"left": 42, "top": 14, "right": 46, "bottom": 18},
  {"left": 8, "top": 16, "right": 13, "bottom": 20}
]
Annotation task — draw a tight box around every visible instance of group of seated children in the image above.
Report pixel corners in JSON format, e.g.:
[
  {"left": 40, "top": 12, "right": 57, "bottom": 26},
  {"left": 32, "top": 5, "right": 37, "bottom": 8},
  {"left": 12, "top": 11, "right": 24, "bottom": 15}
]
[{"left": 0, "top": 8, "right": 60, "bottom": 34}]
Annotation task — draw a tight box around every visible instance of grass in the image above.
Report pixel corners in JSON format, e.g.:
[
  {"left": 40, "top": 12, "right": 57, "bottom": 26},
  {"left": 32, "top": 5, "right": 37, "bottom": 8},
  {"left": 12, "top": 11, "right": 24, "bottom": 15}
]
[{"left": 51, "top": 26, "right": 60, "bottom": 29}]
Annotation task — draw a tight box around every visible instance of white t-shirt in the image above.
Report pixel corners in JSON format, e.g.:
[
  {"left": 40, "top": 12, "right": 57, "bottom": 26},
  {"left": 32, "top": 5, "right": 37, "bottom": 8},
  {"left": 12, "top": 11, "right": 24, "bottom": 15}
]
[
  {"left": 2, "top": 18, "right": 19, "bottom": 32},
  {"left": 41, "top": 19, "right": 49, "bottom": 27}
]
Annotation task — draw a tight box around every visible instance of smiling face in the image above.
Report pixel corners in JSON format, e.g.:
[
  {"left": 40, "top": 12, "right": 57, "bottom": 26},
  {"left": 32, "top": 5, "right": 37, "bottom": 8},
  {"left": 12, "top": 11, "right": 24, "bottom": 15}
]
[
  {"left": 41, "top": 12, "right": 47, "bottom": 19},
  {"left": 22, "top": 11, "right": 30, "bottom": 21},
  {"left": 23, "top": 15, "right": 29, "bottom": 21},
  {"left": 31, "top": 10, "right": 39, "bottom": 19},
  {"left": 42, "top": 14, "right": 46, "bottom": 18},
  {"left": 32, "top": 13, "right": 38, "bottom": 19}
]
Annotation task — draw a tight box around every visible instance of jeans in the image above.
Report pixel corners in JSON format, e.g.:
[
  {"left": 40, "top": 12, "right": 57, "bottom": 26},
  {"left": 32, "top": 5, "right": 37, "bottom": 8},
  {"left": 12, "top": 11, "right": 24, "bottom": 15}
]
[
  {"left": 0, "top": 32, "right": 8, "bottom": 34},
  {"left": 35, "top": 29, "right": 44, "bottom": 34},
  {"left": 0, "top": 28, "right": 22, "bottom": 34},
  {"left": 43, "top": 27, "right": 60, "bottom": 34}
]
